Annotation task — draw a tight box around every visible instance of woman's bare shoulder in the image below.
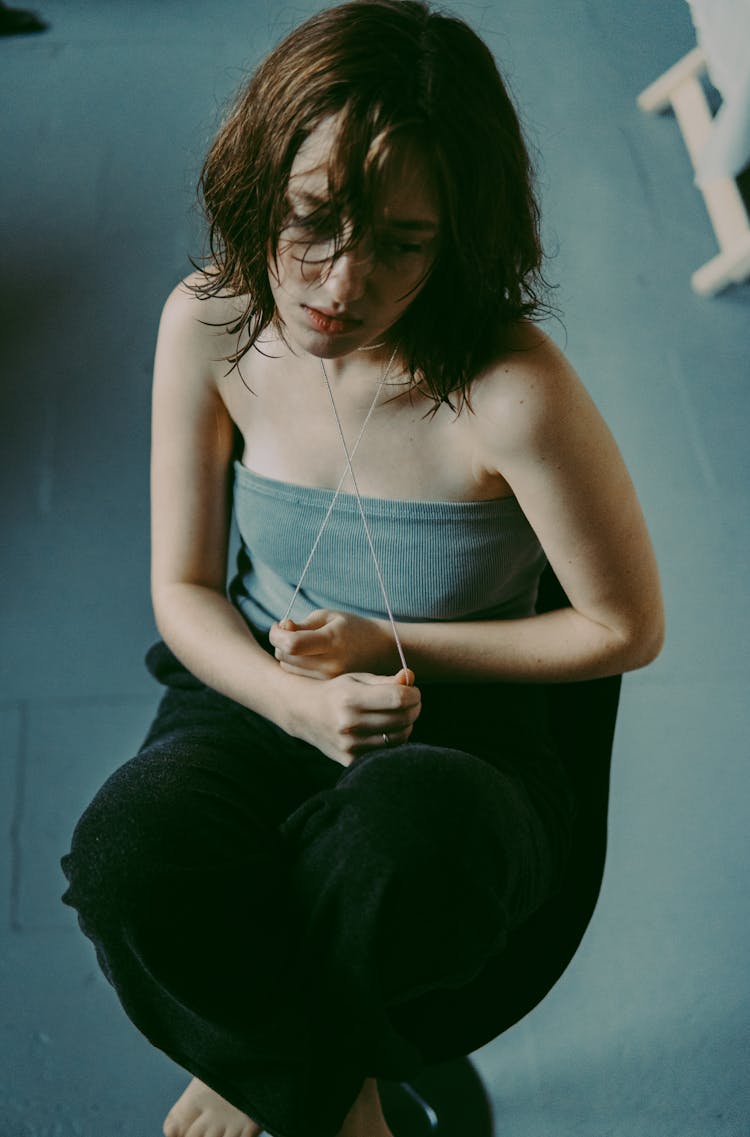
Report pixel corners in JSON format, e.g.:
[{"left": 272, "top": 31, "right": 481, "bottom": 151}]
[
  {"left": 154, "top": 271, "right": 256, "bottom": 396},
  {"left": 160, "top": 271, "right": 246, "bottom": 341},
  {"left": 470, "top": 321, "right": 589, "bottom": 442}
]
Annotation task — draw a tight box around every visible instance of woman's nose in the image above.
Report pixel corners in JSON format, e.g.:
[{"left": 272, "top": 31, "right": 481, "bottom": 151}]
[{"left": 325, "top": 244, "right": 374, "bottom": 303}]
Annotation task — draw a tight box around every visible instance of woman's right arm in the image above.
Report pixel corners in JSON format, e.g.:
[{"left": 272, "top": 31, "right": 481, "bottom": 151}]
[
  {"left": 150, "top": 278, "right": 303, "bottom": 726},
  {"left": 149, "top": 279, "right": 420, "bottom": 763}
]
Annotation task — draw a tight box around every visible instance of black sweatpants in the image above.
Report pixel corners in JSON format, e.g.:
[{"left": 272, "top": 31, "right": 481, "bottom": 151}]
[{"left": 61, "top": 640, "right": 576, "bottom": 1137}]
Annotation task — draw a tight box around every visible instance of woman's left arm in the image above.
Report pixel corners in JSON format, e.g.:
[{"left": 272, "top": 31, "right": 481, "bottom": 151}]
[{"left": 272, "top": 335, "right": 665, "bottom": 683}]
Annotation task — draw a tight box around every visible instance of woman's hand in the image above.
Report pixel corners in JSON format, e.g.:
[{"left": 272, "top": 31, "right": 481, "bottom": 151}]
[
  {"left": 269, "top": 610, "right": 397, "bottom": 678},
  {"left": 286, "top": 668, "right": 421, "bottom": 767}
]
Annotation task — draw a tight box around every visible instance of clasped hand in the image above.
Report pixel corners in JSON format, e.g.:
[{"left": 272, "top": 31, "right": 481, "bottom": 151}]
[
  {"left": 269, "top": 608, "right": 397, "bottom": 679},
  {"left": 269, "top": 610, "right": 421, "bottom": 766}
]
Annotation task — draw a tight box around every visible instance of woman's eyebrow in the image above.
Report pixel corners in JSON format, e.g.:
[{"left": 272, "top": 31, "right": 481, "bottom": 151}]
[{"left": 383, "top": 218, "right": 439, "bottom": 233}]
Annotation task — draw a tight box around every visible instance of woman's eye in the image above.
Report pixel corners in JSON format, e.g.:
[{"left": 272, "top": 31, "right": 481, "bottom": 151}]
[
  {"left": 281, "top": 214, "right": 429, "bottom": 261},
  {"left": 379, "top": 237, "right": 426, "bottom": 257},
  {"left": 286, "top": 213, "right": 335, "bottom": 238}
]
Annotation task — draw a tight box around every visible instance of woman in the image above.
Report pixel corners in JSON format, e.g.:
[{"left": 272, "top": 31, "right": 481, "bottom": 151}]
[{"left": 61, "top": 3, "right": 664, "bottom": 1137}]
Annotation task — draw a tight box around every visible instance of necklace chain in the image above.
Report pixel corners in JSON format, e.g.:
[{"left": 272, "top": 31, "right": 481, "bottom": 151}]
[{"left": 281, "top": 349, "right": 410, "bottom": 676}]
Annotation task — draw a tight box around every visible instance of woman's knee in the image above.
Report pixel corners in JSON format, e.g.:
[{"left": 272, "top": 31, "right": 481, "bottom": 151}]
[
  {"left": 285, "top": 744, "right": 515, "bottom": 881},
  {"left": 338, "top": 743, "right": 512, "bottom": 833},
  {"left": 62, "top": 747, "right": 176, "bottom": 916},
  {"left": 281, "top": 746, "right": 516, "bottom": 1004},
  {"left": 62, "top": 738, "right": 284, "bottom": 925}
]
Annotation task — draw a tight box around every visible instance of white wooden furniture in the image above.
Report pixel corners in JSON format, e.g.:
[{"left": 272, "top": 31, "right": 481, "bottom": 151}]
[{"left": 637, "top": 2, "right": 750, "bottom": 296}]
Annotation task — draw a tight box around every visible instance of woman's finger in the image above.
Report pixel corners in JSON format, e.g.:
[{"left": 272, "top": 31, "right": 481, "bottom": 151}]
[
  {"left": 298, "top": 609, "right": 335, "bottom": 629},
  {"left": 345, "top": 673, "right": 422, "bottom": 710},
  {"left": 340, "top": 705, "right": 422, "bottom": 735},
  {"left": 356, "top": 726, "right": 414, "bottom": 752},
  {"left": 272, "top": 626, "right": 331, "bottom": 658}
]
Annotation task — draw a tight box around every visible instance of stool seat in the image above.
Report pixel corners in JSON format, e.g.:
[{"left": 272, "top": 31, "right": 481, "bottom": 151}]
[{"left": 380, "top": 1056, "right": 494, "bottom": 1137}]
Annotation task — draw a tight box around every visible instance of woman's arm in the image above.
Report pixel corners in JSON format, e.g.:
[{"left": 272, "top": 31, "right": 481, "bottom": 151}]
[
  {"left": 390, "top": 333, "right": 665, "bottom": 682},
  {"left": 150, "top": 278, "right": 294, "bottom": 717},
  {"left": 149, "top": 278, "right": 420, "bottom": 761},
  {"left": 271, "top": 332, "right": 665, "bottom": 683}
]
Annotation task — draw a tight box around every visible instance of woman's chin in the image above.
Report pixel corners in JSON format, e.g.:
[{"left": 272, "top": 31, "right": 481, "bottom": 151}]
[{"left": 295, "top": 326, "right": 375, "bottom": 359}]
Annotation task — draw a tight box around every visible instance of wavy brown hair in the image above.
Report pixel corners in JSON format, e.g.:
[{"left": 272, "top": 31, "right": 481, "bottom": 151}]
[{"left": 192, "top": 0, "right": 553, "bottom": 408}]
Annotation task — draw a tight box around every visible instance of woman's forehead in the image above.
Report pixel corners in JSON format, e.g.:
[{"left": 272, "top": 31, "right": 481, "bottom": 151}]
[{"left": 288, "top": 116, "right": 440, "bottom": 225}]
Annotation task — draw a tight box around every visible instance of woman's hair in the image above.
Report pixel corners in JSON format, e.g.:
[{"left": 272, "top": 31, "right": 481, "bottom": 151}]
[{"left": 193, "top": 0, "right": 552, "bottom": 408}]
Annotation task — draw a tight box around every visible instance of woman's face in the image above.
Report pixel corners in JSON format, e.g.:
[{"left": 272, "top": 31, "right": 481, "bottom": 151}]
[{"left": 268, "top": 117, "right": 440, "bottom": 359}]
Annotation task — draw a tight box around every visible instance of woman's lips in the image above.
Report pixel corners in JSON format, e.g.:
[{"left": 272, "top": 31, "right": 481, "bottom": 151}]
[{"left": 303, "top": 305, "right": 362, "bottom": 334}]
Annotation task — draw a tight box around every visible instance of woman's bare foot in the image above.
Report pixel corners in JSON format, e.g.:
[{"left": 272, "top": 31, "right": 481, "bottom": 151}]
[
  {"left": 337, "top": 1077, "right": 395, "bottom": 1137},
  {"left": 163, "top": 1077, "right": 263, "bottom": 1137}
]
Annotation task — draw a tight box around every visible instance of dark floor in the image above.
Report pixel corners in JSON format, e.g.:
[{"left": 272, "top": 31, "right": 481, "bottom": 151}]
[{"left": 2, "top": 1, "right": 749, "bottom": 1135}]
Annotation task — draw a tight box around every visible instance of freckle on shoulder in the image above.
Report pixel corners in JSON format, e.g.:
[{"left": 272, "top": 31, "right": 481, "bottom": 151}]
[{"left": 470, "top": 326, "right": 577, "bottom": 438}]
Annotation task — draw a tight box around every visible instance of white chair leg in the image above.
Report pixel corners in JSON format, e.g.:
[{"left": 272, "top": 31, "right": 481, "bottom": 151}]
[
  {"left": 637, "top": 45, "right": 707, "bottom": 113},
  {"left": 637, "top": 46, "right": 750, "bottom": 295},
  {"left": 691, "top": 231, "right": 750, "bottom": 296}
]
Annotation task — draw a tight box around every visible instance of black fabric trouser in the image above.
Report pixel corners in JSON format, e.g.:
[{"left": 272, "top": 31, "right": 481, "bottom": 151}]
[{"left": 60, "top": 640, "right": 577, "bottom": 1137}]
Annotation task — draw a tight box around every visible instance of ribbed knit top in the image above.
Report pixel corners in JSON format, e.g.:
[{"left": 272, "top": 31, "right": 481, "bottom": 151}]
[{"left": 229, "top": 461, "right": 547, "bottom": 631}]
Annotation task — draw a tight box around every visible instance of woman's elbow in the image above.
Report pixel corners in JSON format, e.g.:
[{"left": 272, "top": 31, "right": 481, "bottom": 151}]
[{"left": 621, "top": 608, "right": 666, "bottom": 672}]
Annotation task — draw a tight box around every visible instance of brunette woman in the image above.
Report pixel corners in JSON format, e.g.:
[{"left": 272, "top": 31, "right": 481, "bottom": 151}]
[{"left": 61, "top": 4, "right": 664, "bottom": 1136}]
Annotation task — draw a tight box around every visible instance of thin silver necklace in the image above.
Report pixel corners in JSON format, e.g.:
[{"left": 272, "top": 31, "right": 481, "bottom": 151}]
[{"left": 281, "top": 348, "right": 409, "bottom": 675}]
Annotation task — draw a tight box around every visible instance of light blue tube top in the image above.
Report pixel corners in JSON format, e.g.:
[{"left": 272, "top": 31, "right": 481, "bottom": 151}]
[{"left": 229, "top": 461, "right": 547, "bottom": 631}]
